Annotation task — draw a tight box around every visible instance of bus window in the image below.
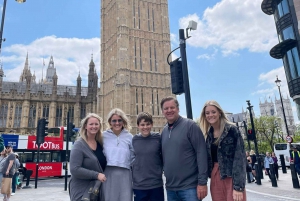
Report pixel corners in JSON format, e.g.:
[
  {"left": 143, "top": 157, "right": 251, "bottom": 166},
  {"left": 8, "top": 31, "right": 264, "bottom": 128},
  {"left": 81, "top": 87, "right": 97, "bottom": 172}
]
[
  {"left": 18, "top": 152, "right": 33, "bottom": 163},
  {"left": 274, "top": 144, "right": 287, "bottom": 151},
  {"left": 52, "top": 151, "right": 61, "bottom": 162},
  {"left": 47, "top": 128, "right": 61, "bottom": 137}
]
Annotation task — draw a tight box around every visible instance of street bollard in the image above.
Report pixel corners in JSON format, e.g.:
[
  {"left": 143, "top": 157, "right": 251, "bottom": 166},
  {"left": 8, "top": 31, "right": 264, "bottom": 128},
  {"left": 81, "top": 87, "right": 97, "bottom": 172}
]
[
  {"left": 22, "top": 169, "right": 33, "bottom": 189},
  {"left": 255, "top": 163, "right": 261, "bottom": 185},
  {"left": 279, "top": 154, "right": 287, "bottom": 173},
  {"left": 290, "top": 163, "right": 300, "bottom": 189},
  {"left": 247, "top": 170, "right": 251, "bottom": 183},
  {"left": 269, "top": 163, "right": 278, "bottom": 187}
]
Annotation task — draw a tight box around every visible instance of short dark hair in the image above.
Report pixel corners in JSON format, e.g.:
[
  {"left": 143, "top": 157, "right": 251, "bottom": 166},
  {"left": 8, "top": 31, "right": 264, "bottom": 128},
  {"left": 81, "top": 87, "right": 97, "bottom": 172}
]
[
  {"left": 137, "top": 112, "right": 153, "bottom": 125},
  {"left": 160, "top": 96, "right": 179, "bottom": 109}
]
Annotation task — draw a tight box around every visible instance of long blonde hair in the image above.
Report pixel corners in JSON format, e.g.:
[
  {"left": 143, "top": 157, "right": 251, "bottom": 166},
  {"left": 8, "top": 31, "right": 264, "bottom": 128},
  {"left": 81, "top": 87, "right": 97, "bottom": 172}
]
[
  {"left": 106, "top": 108, "right": 132, "bottom": 131},
  {"left": 199, "top": 100, "right": 234, "bottom": 139},
  {"left": 79, "top": 113, "right": 103, "bottom": 145}
]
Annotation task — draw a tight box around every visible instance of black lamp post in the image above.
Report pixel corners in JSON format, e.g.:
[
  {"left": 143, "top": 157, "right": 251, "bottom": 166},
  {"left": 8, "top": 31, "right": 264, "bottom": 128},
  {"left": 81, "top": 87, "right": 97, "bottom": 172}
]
[
  {"left": 275, "top": 76, "right": 290, "bottom": 136},
  {"left": 0, "top": 0, "right": 26, "bottom": 54},
  {"left": 246, "top": 100, "right": 262, "bottom": 185}
]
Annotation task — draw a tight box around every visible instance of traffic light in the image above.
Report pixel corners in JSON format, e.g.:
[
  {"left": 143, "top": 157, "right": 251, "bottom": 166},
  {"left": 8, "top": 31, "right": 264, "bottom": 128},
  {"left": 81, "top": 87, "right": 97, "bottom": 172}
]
[
  {"left": 36, "top": 118, "right": 49, "bottom": 145},
  {"left": 247, "top": 129, "right": 255, "bottom": 141},
  {"left": 67, "top": 122, "right": 76, "bottom": 142},
  {"left": 170, "top": 59, "right": 184, "bottom": 95}
]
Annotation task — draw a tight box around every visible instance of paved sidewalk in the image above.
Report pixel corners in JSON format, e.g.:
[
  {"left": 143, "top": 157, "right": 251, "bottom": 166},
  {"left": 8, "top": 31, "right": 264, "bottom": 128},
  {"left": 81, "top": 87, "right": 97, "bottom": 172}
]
[
  {"left": 245, "top": 169, "right": 300, "bottom": 200},
  {"left": 6, "top": 186, "right": 69, "bottom": 201},
  {"left": 7, "top": 169, "right": 300, "bottom": 201}
]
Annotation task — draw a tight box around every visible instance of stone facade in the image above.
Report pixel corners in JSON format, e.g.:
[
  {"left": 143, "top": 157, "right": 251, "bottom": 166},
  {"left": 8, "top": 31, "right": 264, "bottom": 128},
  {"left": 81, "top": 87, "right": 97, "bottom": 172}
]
[
  {"left": 0, "top": 54, "right": 98, "bottom": 134},
  {"left": 259, "top": 96, "right": 295, "bottom": 135},
  {"left": 99, "top": 0, "right": 172, "bottom": 133}
]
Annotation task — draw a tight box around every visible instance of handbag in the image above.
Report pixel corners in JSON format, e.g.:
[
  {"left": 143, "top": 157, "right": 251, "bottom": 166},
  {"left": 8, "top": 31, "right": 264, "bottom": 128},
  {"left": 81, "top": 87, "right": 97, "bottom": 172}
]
[{"left": 81, "top": 180, "right": 102, "bottom": 201}]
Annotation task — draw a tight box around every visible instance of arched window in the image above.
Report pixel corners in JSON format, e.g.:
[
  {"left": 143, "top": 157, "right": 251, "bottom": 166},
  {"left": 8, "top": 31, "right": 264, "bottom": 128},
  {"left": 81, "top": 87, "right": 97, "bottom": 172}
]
[
  {"left": 55, "top": 105, "right": 63, "bottom": 126},
  {"left": 0, "top": 103, "right": 8, "bottom": 127},
  {"left": 13, "top": 104, "right": 22, "bottom": 128},
  {"left": 28, "top": 104, "right": 36, "bottom": 128}
]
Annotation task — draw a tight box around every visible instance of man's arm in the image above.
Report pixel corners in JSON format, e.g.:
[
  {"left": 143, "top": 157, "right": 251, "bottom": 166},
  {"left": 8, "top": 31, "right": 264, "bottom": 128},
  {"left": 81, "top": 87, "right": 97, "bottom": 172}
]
[
  {"left": 188, "top": 122, "right": 208, "bottom": 200},
  {"left": 189, "top": 122, "right": 208, "bottom": 185},
  {"left": 6, "top": 160, "right": 14, "bottom": 175}
]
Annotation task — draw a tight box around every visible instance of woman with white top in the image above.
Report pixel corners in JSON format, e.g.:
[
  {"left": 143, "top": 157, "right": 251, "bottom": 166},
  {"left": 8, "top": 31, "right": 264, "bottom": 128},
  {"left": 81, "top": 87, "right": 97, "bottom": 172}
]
[{"left": 102, "top": 108, "right": 135, "bottom": 201}]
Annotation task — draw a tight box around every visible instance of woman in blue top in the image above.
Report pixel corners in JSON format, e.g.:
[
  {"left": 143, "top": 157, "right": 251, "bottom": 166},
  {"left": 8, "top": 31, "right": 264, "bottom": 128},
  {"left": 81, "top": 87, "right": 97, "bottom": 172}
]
[
  {"left": 264, "top": 152, "right": 274, "bottom": 181},
  {"left": 102, "top": 108, "right": 135, "bottom": 201}
]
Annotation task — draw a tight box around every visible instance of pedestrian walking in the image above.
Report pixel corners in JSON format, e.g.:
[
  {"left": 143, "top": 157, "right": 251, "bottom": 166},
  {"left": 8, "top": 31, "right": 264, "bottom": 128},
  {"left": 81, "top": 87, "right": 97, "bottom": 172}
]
[
  {"left": 200, "top": 100, "right": 246, "bottom": 201},
  {"left": 102, "top": 108, "right": 135, "bottom": 201},
  {"left": 69, "top": 113, "right": 107, "bottom": 201},
  {"left": 132, "top": 112, "right": 164, "bottom": 201},
  {"left": 271, "top": 152, "right": 279, "bottom": 180},
  {"left": 0, "top": 150, "right": 7, "bottom": 185},
  {"left": 246, "top": 151, "right": 255, "bottom": 182},
  {"left": 250, "top": 150, "right": 257, "bottom": 178},
  {"left": 1, "top": 145, "right": 16, "bottom": 201},
  {"left": 290, "top": 145, "right": 300, "bottom": 178},
  {"left": 160, "top": 96, "right": 208, "bottom": 201},
  {"left": 264, "top": 152, "right": 274, "bottom": 181},
  {"left": 11, "top": 152, "right": 20, "bottom": 196}
]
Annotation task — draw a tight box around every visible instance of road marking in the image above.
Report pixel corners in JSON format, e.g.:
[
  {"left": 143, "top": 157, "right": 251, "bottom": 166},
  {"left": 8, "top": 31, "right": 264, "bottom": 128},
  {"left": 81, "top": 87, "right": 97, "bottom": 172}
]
[{"left": 246, "top": 189, "right": 299, "bottom": 200}]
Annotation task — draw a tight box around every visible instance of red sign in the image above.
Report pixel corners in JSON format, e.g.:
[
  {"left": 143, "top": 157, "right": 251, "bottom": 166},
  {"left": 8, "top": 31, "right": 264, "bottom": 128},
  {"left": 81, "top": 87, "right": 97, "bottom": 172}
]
[
  {"left": 25, "top": 162, "right": 62, "bottom": 177},
  {"left": 286, "top": 136, "right": 293, "bottom": 143},
  {"left": 27, "top": 136, "right": 63, "bottom": 150}
]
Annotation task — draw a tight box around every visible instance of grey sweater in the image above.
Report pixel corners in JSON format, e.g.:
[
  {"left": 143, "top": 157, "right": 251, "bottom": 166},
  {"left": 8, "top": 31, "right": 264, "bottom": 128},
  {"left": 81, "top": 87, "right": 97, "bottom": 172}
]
[
  {"left": 132, "top": 132, "right": 163, "bottom": 190},
  {"left": 69, "top": 138, "right": 104, "bottom": 201},
  {"left": 161, "top": 116, "right": 208, "bottom": 190}
]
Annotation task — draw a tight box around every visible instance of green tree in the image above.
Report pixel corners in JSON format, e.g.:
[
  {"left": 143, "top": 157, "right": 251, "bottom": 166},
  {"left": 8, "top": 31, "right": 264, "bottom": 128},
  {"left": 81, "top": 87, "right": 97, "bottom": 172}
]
[{"left": 248, "top": 116, "right": 283, "bottom": 153}]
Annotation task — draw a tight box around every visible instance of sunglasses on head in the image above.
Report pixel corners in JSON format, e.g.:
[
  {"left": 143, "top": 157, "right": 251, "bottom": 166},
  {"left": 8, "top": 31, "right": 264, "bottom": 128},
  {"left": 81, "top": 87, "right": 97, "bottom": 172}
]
[{"left": 111, "top": 119, "right": 123, "bottom": 123}]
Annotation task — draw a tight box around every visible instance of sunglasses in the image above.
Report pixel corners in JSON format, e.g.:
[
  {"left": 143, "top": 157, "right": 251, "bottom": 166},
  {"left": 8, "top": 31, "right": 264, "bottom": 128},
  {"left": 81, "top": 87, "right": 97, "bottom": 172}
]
[{"left": 111, "top": 119, "right": 123, "bottom": 123}]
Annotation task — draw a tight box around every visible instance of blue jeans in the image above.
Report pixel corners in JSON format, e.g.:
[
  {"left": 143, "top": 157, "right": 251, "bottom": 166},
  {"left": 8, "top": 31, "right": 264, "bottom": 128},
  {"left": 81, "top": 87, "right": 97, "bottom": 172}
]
[
  {"left": 167, "top": 188, "right": 200, "bottom": 201},
  {"left": 133, "top": 186, "right": 164, "bottom": 201},
  {"left": 12, "top": 172, "right": 18, "bottom": 193}
]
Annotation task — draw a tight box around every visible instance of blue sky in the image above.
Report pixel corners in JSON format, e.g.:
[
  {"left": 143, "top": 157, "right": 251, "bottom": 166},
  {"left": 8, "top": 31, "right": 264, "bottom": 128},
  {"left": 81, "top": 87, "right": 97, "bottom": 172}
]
[{"left": 0, "top": 0, "right": 294, "bottom": 121}]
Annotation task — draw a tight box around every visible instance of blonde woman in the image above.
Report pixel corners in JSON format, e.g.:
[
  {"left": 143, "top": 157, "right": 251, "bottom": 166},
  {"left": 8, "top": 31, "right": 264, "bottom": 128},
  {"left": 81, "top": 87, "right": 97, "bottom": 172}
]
[
  {"left": 102, "top": 108, "right": 134, "bottom": 201},
  {"left": 200, "top": 100, "right": 246, "bottom": 201},
  {"left": 69, "top": 113, "right": 107, "bottom": 201}
]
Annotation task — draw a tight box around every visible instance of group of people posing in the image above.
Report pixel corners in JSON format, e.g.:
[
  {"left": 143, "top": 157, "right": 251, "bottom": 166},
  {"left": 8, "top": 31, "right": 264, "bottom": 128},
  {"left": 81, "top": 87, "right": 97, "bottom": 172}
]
[{"left": 69, "top": 96, "right": 247, "bottom": 201}]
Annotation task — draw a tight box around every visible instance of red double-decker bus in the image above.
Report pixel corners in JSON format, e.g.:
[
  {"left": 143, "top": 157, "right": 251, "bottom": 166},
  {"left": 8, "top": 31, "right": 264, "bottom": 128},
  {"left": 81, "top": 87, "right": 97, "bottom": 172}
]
[{"left": 1, "top": 126, "right": 77, "bottom": 178}]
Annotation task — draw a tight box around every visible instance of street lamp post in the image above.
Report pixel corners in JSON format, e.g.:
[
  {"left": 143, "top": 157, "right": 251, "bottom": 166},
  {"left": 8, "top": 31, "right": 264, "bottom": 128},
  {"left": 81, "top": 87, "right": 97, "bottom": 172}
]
[
  {"left": 246, "top": 100, "right": 262, "bottom": 185},
  {"left": 275, "top": 76, "right": 290, "bottom": 136},
  {"left": 0, "top": 0, "right": 26, "bottom": 54}
]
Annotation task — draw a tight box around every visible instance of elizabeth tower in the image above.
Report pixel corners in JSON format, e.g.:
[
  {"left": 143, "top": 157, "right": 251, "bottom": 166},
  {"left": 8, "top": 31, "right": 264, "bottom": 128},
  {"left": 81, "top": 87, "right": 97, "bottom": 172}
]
[{"left": 99, "top": 0, "right": 172, "bottom": 132}]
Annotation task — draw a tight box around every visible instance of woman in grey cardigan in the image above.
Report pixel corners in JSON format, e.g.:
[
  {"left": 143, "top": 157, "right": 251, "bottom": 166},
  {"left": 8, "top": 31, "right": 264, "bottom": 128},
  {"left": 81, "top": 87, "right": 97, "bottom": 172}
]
[
  {"left": 69, "top": 113, "right": 107, "bottom": 201},
  {"left": 102, "top": 108, "right": 135, "bottom": 201}
]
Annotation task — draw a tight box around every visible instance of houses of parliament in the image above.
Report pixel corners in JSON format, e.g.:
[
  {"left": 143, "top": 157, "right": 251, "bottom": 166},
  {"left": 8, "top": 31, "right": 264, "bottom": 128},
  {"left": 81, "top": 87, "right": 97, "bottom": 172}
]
[
  {"left": 0, "top": 54, "right": 98, "bottom": 134},
  {"left": 1, "top": 0, "right": 172, "bottom": 134}
]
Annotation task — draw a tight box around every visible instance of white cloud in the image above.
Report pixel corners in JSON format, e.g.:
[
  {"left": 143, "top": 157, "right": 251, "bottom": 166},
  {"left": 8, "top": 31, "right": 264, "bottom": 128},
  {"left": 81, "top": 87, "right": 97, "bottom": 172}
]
[
  {"left": 197, "top": 48, "right": 218, "bottom": 60},
  {"left": 2, "top": 35, "right": 101, "bottom": 86},
  {"left": 258, "top": 66, "right": 288, "bottom": 96},
  {"left": 179, "top": 0, "right": 278, "bottom": 55}
]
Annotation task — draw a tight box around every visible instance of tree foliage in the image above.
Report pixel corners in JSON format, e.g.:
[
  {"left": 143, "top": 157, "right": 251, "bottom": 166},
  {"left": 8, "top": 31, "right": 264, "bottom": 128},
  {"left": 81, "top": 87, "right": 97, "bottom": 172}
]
[{"left": 246, "top": 116, "right": 283, "bottom": 153}]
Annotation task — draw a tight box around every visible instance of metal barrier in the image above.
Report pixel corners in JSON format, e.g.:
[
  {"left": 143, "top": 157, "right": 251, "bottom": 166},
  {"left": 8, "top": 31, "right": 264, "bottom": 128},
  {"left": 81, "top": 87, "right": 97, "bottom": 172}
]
[
  {"left": 279, "top": 154, "right": 287, "bottom": 174},
  {"left": 269, "top": 163, "right": 277, "bottom": 187},
  {"left": 254, "top": 163, "right": 261, "bottom": 185}
]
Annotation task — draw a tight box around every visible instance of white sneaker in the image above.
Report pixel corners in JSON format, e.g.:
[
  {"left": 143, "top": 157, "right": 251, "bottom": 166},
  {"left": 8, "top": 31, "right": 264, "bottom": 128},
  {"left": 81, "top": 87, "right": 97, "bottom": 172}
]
[{"left": 11, "top": 193, "right": 15, "bottom": 196}]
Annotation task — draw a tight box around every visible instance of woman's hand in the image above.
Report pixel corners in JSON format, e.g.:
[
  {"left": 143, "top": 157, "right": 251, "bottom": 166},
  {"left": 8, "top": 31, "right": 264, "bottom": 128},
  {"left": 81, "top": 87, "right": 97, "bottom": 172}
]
[
  {"left": 233, "top": 190, "right": 243, "bottom": 201},
  {"left": 97, "top": 173, "right": 106, "bottom": 182}
]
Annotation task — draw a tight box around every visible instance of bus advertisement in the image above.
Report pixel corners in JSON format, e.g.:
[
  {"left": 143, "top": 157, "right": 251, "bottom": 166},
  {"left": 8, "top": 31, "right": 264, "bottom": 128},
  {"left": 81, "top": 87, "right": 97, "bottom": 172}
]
[{"left": 1, "top": 126, "right": 77, "bottom": 178}]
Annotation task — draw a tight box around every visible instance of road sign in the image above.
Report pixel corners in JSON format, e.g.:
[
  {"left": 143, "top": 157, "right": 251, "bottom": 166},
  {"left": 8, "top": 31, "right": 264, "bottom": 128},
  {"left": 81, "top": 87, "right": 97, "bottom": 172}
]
[{"left": 286, "top": 136, "right": 293, "bottom": 143}]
